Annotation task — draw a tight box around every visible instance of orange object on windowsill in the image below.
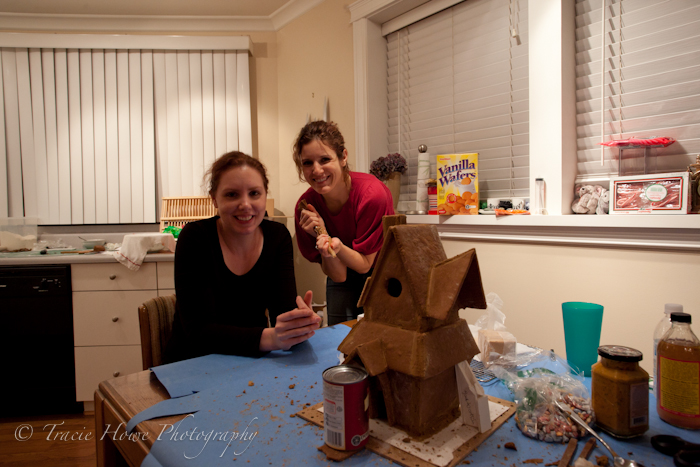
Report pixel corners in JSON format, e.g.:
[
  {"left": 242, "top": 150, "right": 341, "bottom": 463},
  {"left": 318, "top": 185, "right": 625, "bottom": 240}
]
[{"left": 494, "top": 209, "right": 530, "bottom": 217}]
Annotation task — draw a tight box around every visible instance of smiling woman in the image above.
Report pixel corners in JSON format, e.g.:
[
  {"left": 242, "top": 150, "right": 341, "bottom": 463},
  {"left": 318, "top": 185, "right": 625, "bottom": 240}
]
[
  {"left": 163, "top": 151, "right": 321, "bottom": 363},
  {"left": 293, "top": 121, "right": 394, "bottom": 325}
]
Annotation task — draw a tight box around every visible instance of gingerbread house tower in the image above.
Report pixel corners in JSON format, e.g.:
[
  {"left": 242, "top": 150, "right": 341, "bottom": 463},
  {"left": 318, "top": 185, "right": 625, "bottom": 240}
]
[{"left": 338, "top": 216, "right": 487, "bottom": 438}]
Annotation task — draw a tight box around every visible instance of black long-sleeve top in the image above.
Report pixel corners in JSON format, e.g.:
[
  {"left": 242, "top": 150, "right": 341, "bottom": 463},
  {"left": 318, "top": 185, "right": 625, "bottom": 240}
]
[{"left": 164, "top": 217, "right": 298, "bottom": 363}]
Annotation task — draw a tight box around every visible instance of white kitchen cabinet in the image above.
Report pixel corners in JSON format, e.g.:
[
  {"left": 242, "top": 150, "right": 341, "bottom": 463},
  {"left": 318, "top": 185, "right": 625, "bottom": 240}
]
[
  {"left": 157, "top": 261, "right": 175, "bottom": 296},
  {"left": 71, "top": 262, "right": 171, "bottom": 404},
  {"left": 73, "top": 290, "right": 153, "bottom": 346},
  {"left": 74, "top": 346, "right": 143, "bottom": 401},
  {"left": 72, "top": 263, "right": 157, "bottom": 291}
]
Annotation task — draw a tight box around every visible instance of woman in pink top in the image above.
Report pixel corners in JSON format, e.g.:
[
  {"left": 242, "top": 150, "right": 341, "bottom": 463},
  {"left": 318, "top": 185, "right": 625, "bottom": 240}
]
[{"left": 293, "top": 121, "right": 394, "bottom": 325}]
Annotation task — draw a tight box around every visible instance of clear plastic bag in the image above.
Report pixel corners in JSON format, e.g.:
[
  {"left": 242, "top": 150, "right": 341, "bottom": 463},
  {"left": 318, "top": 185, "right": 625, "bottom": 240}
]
[
  {"left": 491, "top": 352, "right": 595, "bottom": 443},
  {"left": 475, "top": 293, "right": 508, "bottom": 332},
  {"left": 474, "top": 293, "right": 518, "bottom": 366}
]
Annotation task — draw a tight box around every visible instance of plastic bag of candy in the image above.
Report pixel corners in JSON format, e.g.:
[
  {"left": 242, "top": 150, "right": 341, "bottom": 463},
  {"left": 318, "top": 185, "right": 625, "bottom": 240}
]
[
  {"left": 163, "top": 226, "right": 182, "bottom": 239},
  {"left": 490, "top": 352, "right": 595, "bottom": 443}
]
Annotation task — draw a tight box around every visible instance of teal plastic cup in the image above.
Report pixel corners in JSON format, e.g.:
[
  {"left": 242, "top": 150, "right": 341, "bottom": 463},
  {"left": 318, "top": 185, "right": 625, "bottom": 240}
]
[{"left": 562, "top": 302, "right": 604, "bottom": 376}]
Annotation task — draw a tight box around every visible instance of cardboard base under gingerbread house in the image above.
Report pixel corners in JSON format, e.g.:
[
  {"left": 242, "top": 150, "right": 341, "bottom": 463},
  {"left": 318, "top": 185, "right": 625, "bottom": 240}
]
[{"left": 296, "top": 395, "right": 515, "bottom": 467}]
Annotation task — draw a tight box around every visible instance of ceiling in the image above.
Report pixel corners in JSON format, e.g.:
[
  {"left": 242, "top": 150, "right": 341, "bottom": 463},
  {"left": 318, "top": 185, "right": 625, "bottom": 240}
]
[{"left": 0, "top": 0, "right": 293, "bottom": 17}]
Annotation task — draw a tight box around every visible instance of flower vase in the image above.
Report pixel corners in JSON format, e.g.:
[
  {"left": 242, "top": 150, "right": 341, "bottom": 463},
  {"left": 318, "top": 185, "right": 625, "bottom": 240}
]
[{"left": 385, "top": 172, "right": 401, "bottom": 211}]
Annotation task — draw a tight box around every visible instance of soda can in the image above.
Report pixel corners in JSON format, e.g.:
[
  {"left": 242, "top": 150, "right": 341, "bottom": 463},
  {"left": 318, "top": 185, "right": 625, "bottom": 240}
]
[{"left": 322, "top": 365, "right": 369, "bottom": 450}]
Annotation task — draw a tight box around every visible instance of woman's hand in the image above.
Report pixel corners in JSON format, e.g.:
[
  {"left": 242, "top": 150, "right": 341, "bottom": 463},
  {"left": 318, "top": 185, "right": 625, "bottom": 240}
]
[
  {"left": 316, "top": 234, "right": 342, "bottom": 259},
  {"left": 260, "top": 291, "right": 321, "bottom": 351},
  {"left": 299, "top": 204, "right": 326, "bottom": 238}
]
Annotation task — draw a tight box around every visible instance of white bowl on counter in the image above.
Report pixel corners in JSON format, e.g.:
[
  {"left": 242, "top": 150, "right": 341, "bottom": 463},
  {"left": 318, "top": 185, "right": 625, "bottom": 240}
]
[
  {"left": 147, "top": 242, "right": 165, "bottom": 253},
  {"left": 82, "top": 239, "right": 106, "bottom": 249}
]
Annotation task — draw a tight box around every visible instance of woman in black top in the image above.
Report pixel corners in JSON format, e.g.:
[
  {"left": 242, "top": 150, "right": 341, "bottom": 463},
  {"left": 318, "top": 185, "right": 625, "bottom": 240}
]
[{"left": 164, "top": 151, "right": 320, "bottom": 363}]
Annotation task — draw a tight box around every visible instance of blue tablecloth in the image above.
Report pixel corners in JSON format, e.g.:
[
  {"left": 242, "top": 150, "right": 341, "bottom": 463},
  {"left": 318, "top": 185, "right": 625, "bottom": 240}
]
[{"left": 127, "top": 325, "right": 695, "bottom": 466}]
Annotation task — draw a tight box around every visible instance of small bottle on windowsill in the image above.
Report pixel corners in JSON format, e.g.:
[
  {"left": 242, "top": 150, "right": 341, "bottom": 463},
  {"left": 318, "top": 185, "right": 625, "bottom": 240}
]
[{"left": 533, "top": 178, "right": 547, "bottom": 215}]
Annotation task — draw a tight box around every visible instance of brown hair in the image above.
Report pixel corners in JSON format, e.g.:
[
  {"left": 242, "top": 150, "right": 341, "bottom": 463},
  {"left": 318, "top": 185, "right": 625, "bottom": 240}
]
[
  {"left": 205, "top": 151, "right": 269, "bottom": 197},
  {"left": 292, "top": 120, "right": 351, "bottom": 182}
]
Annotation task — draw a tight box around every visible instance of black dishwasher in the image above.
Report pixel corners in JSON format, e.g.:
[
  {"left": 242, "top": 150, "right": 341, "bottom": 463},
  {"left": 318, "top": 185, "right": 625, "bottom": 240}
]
[{"left": 0, "top": 265, "right": 82, "bottom": 416}]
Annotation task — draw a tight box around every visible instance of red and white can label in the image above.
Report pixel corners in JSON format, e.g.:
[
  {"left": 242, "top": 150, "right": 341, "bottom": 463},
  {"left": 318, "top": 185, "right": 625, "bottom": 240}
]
[{"left": 323, "top": 365, "right": 369, "bottom": 450}]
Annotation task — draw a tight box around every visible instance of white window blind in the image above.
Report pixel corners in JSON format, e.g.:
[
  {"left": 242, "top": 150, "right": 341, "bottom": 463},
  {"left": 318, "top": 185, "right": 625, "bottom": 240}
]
[
  {"left": 0, "top": 37, "right": 251, "bottom": 225},
  {"left": 387, "top": 0, "right": 529, "bottom": 211},
  {"left": 575, "top": 0, "right": 700, "bottom": 182},
  {"left": 153, "top": 49, "right": 251, "bottom": 200},
  {"left": 0, "top": 47, "right": 155, "bottom": 224}
]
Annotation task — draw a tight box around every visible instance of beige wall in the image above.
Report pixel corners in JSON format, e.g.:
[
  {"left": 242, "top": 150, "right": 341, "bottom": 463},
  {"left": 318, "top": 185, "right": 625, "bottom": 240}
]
[
  {"left": 275, "top": 0, "right": 356, "bottom": 303},
  {"left": 247, "top": 32, "right": 279, "bottom": 191},
  {"left": 447, "top": 239, "right": 700, "bottom": 374}
]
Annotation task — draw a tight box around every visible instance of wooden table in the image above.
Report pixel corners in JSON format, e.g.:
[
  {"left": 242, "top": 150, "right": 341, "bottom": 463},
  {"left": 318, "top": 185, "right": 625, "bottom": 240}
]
[
  {"left": 93, "top": 318, "right": 681, "bottom": 467},
  {"left": 95, "top": 370, "right": 177, "bottom": 467},
  {"left": 94, "top": 321, "right": 356, "bottom": 467}
]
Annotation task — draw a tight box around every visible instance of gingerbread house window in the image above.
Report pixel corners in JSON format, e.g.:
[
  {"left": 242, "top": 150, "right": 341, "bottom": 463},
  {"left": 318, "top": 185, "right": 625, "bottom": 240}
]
[{"left": 386, "top": 278, "right": 402, "bottom": 297}]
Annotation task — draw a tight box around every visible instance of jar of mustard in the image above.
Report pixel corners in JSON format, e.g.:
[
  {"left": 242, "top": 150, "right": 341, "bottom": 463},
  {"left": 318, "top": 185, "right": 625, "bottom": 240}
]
[{"left": 591, "top": 345, "right": 649, "bottom": 438}]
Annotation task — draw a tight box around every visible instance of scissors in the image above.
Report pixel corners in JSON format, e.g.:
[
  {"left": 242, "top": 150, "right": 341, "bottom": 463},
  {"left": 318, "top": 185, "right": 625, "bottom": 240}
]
[{"left": 651, "top": 435, "right": 700, "bottom": 467}]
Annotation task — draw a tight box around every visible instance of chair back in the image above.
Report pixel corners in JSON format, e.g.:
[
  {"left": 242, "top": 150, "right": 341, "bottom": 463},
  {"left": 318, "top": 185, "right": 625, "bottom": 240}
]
[{"left": 138, "top": 294, "right": 177, "bottom": 369}]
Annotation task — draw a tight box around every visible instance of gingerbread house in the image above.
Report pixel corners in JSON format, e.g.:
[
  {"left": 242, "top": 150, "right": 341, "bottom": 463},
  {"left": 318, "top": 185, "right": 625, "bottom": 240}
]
[{"left": 338, "top": 216, "right": 487, "bottom": 438}]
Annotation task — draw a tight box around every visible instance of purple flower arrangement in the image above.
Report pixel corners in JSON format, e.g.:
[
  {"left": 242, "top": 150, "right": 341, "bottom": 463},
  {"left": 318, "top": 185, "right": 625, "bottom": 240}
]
[{"left": 369, "top": 153, "right": 407, "bottom": 181}]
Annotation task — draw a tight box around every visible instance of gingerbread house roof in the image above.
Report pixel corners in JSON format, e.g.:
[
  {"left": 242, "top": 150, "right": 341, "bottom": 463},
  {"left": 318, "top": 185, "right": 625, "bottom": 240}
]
[
  {"left": 358, "top": 223, "right": 486, "bottom": 320},
  {"left": 338, "top": 319, "right": 479, "bottom": 378}
]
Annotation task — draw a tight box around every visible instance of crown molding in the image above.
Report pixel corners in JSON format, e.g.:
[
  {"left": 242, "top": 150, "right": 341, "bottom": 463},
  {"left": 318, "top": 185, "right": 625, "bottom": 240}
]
[
  {"left": 0, "top": 0, "right": 327, "bottom": 33},
  {"left": 0, "top": 13, "right": 274, "bottom": 33},
  {"left": 271, "top": 0, "right": 325, "bottom": 30},
  {"left": 349, "top": 0, "right": 399, "bottom": 22}
]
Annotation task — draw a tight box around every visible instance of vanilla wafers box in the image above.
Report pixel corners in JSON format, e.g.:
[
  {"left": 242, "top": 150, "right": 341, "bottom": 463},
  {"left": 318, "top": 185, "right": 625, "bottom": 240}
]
[{"left": 437, "top": 153, "right": 479, "bottom": 215}]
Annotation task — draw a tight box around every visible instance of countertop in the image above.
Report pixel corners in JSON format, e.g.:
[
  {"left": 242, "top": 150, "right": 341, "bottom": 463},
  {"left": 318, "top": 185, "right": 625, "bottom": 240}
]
[
  {"left": 0, "top": 231, "right": 175, "bottom": 266},
  {"left": 0, "top": 250, "right": 174, "bottom": 266}
]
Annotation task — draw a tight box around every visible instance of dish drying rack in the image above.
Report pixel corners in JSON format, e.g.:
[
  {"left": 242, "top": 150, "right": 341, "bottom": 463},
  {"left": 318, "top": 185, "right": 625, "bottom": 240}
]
[
  {"left": 160, "top": 197, "right": 277, "bottom": 232},
  {"left": 160, "top": 196, "right": 217, "bottom": 232}
]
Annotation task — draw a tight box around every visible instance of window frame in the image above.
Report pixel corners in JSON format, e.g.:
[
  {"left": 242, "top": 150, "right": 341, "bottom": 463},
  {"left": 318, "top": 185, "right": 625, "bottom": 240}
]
[{"left": 349, "top": 0, "right": 700, "bottom": 250}]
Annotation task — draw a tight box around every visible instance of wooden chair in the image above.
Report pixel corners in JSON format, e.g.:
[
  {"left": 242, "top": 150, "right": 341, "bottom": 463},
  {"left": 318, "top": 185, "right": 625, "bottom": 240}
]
[{"left": 138, "top": 295, "right": 177, "bottom": 370}]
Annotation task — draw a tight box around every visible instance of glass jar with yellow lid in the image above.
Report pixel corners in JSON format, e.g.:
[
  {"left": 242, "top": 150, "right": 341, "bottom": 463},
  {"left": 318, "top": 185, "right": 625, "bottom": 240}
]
[{"left": 591, "top": 345, "right": 649, "bottom": 438}]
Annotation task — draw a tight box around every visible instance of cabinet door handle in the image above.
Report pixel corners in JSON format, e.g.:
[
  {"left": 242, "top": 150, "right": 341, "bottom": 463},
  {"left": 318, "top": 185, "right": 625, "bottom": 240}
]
[
  {"left": 109, "top": 274, "right": 117, "bottom": 280},
  {"left": 113, "top": 371, "right": 120, "bottom": 377},
  {"left": 112, "top": 316, "right": 119, "bottom": 322}
]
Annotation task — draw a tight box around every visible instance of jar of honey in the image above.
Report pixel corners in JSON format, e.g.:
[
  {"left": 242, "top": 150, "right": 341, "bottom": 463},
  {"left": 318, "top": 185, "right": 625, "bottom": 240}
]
[
  {"left": 657, "top": 312, "right": 700, "bottom": 429},
  {"left": 591, "top": 345, "right": 649, "bottom": 438}
]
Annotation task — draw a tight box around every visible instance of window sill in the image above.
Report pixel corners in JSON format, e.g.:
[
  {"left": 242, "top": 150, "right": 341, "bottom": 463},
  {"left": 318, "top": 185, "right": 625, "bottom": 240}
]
[{"left": 406, "top": 214, "right": 700, "bottom": 251}]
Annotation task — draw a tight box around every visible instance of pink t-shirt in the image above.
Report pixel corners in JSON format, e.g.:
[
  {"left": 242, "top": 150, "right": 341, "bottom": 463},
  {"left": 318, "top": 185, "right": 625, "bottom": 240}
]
[{"left": 295, "top": 172, "right": 395, "bottom": 265}]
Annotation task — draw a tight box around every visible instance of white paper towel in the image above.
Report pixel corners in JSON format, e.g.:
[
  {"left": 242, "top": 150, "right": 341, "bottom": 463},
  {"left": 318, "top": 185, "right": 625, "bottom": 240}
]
[{"left": 416, "top": 151, "right": 430, "bottom": 212}]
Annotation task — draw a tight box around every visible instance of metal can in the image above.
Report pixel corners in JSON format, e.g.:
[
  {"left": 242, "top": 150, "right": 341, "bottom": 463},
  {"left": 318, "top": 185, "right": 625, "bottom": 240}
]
[{"left": 322, "top": 365, "right": 369, "bottom": 450}]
